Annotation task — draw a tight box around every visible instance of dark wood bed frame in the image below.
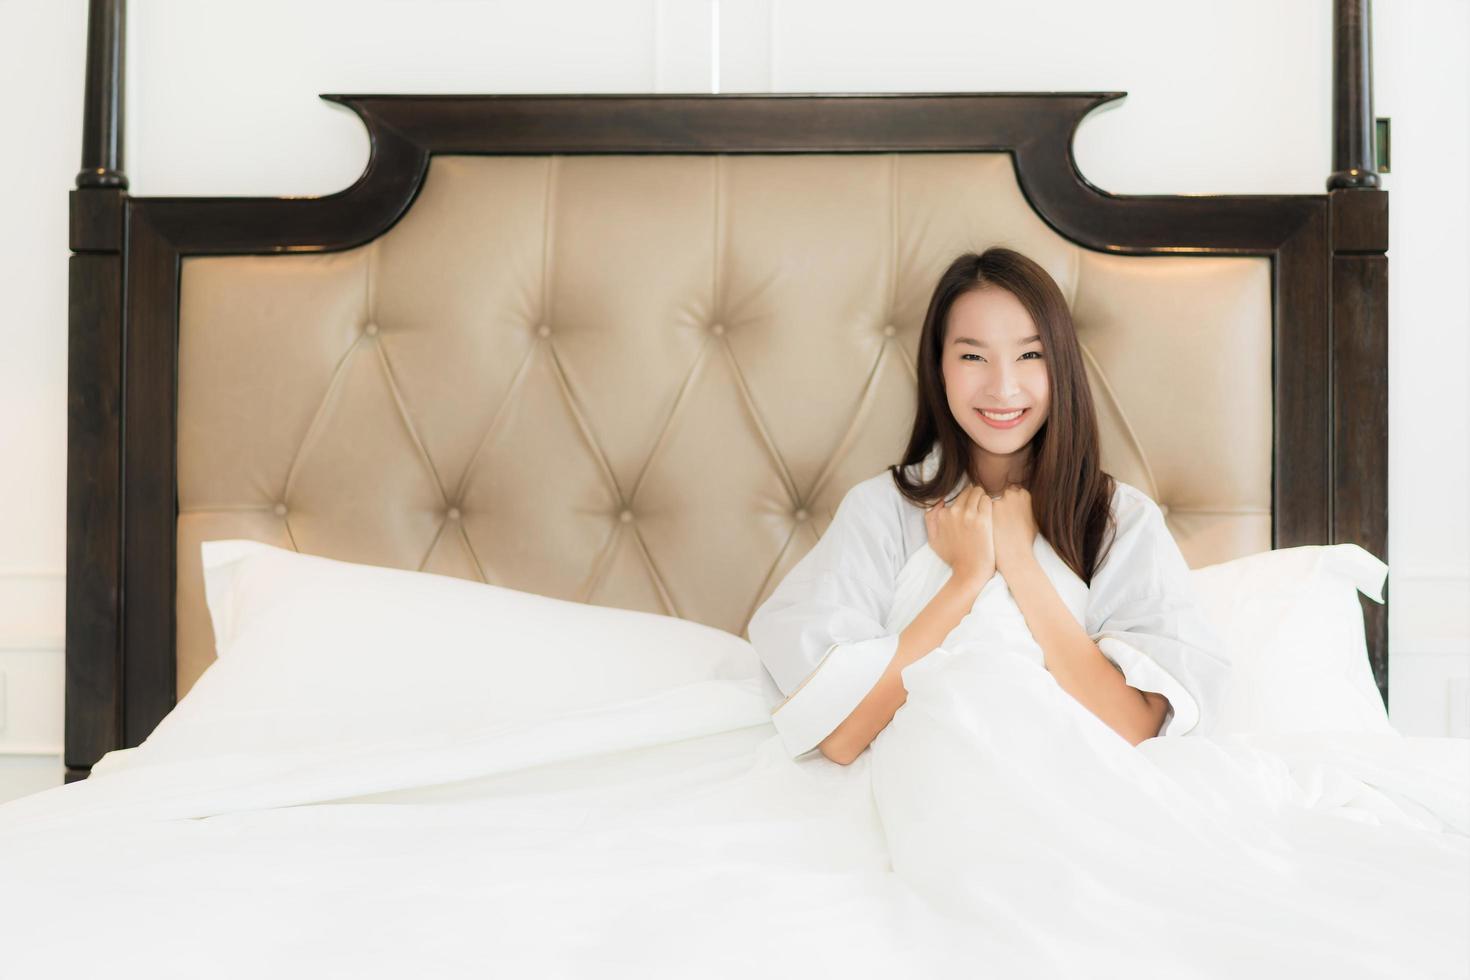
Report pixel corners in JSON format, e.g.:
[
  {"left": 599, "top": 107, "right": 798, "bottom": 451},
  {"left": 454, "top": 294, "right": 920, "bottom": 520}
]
[{"left": 64, "top": 0, "right": 1388, "bottom": 780}]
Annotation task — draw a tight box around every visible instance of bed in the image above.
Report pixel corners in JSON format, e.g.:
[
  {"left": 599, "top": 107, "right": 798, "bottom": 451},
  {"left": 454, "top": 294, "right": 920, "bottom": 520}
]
[{"left": 9, "top": 0, "right": 1465, "bottom": 977}]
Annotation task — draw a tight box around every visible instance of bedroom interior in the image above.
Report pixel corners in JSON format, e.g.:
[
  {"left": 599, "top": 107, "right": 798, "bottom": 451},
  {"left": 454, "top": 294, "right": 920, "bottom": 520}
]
[
  {"left": 62, "top": 1, "right": 1390, "bottom": 780},
  {"left": 0, "top": 0, "right": 1465, "bottom": 975}
]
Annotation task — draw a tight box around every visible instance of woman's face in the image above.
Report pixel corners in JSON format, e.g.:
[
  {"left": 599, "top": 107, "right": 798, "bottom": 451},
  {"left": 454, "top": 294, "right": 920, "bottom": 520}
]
[{"left": 941, "top": 285, "right": 1052, "bottom": 473}]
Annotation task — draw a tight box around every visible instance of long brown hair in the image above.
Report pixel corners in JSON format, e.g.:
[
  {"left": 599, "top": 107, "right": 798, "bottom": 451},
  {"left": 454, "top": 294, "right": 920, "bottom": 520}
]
[{"left": 889, "top": 248, "right": 1117, "bottom": 584}]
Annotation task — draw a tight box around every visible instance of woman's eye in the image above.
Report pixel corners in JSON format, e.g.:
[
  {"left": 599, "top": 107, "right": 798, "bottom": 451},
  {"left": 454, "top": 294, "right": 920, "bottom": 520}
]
[{"left": 960, "top": 352, "right": 1043, "bottom": 362}]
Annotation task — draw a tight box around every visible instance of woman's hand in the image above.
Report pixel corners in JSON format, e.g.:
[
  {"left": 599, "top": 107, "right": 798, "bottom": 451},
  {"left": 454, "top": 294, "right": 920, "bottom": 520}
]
[
  {"left": 991, "top": 484, "right": 1038, "bottom": 573},
  {"left": 923, "top": 486, "right": 996, "bottom": 587}
]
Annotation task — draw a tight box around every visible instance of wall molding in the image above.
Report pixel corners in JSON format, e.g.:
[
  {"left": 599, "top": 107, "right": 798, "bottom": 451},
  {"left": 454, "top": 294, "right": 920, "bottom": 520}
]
[
  {"left": 1388, "top": 569, "right": 1470, "bottom": 657},
  {"left": 1391, "top": 567, "right": 1470, "bottom": 581},
  {"left": 0, "top": 571, "right": 65, "bottom": 651}
]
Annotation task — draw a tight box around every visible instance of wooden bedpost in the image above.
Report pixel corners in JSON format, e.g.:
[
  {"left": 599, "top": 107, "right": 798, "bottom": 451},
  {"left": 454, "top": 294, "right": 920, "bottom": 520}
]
[
  {"left": 1328, "top": 0, "right": 1380, "bottom": 191},
  {"left": 66, "top": 0, "right": 128, "bottom": 782},
  {"left": 1327, "top": 0, "right": 1390, "bottom": 707}
]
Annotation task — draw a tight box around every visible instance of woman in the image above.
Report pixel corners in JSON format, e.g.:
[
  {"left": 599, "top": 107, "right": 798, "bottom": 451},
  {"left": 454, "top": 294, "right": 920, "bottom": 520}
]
[
  {"left": 746, "top": 250, "right": 1462, "bottom": 979},
  {"left": 747, "top": 247, "right": 1230, "bottom": 764}
]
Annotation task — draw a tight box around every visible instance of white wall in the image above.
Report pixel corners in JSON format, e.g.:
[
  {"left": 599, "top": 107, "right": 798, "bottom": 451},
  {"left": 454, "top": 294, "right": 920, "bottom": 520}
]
[
  {"left": 1, "top": 0, "right": 1465, "bottom": 802},
  {"left": 1373, "top": 0, "right": 1470, "bottom": 738}
]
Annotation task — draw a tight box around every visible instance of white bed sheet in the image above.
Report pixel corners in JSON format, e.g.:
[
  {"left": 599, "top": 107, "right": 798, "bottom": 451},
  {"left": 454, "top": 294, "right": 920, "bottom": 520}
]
[
  {"left": 0, "top": 668, "right": 1465, "bottom": 980},
  {"left": 0, "top": 682, "right": 973, "bottom": 979}
]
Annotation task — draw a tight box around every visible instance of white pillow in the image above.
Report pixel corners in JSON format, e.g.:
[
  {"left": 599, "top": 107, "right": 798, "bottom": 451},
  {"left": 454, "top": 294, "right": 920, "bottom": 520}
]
[
  {"left": 1188, "top": 543, "right": 1393, "bottom": 736},
  {"left": 128, "top": 540, "right": 767, "bottom": 766}
]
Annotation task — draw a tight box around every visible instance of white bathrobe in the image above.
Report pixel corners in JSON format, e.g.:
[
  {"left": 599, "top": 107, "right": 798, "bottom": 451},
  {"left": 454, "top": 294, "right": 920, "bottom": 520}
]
[{"left": 747, "top": 444, "right": 1231, "bottom": 758}]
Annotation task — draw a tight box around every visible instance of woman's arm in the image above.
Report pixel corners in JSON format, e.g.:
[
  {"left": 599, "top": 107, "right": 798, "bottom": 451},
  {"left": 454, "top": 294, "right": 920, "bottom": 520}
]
[
  {"left": 1004, "top": 554, "right": 1169, "bottom": 746},
  {"left": 989, "top": 484, "right": 1171, "bottom": 746},
  {"left": 818, "top": 570, "right": 990, "bottom": 765}
]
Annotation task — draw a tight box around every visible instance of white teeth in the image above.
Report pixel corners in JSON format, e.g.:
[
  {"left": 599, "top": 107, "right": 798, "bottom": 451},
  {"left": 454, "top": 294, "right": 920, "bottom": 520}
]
[{"left": 980, "top": 409, "right": 1024, "bottom": 421}]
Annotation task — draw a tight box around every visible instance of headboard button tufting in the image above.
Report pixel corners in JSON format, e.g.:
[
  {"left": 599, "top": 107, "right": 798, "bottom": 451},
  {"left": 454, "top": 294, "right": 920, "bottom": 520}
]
[{"left": 167, "top": 152, "right": 1277, "bottom": 707}]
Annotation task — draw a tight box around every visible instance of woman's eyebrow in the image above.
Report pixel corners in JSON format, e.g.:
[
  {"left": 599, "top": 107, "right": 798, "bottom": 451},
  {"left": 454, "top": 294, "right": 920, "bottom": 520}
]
[{"left": 952, "top": 334, "right": 1042, "bottom": 347}]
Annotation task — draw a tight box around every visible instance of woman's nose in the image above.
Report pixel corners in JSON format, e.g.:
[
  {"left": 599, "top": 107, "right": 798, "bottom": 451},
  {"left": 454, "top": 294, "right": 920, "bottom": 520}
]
[{"left": 986, "top": 363, "right": 1021, "bottom": 400}]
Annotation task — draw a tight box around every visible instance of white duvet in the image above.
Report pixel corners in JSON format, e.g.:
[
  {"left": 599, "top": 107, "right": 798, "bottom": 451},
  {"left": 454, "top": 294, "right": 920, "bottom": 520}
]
[{"left": 2, "top": 554, "right": 1466, "bottom": 979}]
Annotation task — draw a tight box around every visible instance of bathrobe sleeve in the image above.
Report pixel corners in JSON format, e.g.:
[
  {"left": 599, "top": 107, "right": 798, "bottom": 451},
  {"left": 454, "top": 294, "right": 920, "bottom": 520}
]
[
  {"left": 746, "top": 480, "right": 903, "bottom": 758},
  {"left": 1084, "top": 489, "right": 1233, "bottom": 738}
]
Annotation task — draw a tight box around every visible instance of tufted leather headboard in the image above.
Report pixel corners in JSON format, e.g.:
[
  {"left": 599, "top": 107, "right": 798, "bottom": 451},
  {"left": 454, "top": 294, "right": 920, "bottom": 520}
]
[
  {"left": 66, "top": 93, "right": 1389, "bottom": 776},
  {"left": 174, "top": 152, "right": 1272, "bottom": 698}
]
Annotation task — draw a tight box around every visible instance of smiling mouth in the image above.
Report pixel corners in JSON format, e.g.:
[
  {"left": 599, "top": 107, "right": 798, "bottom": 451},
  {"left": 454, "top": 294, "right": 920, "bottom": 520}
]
[{"left": 976, "top": 407, "right": 1029, "bottom": 429}]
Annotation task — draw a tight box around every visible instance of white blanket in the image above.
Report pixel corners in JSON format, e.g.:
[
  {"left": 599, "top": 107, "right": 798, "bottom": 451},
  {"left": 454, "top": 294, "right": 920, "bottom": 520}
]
[
  {"left": 1, "top": 554, "right": 1466, "bottom": 979},
  {"left": 0, "top": 682, "right": 970, "bottom": 979},
  {"left": 875, "top": 544, "right": 1470, "bottom": 977}
]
